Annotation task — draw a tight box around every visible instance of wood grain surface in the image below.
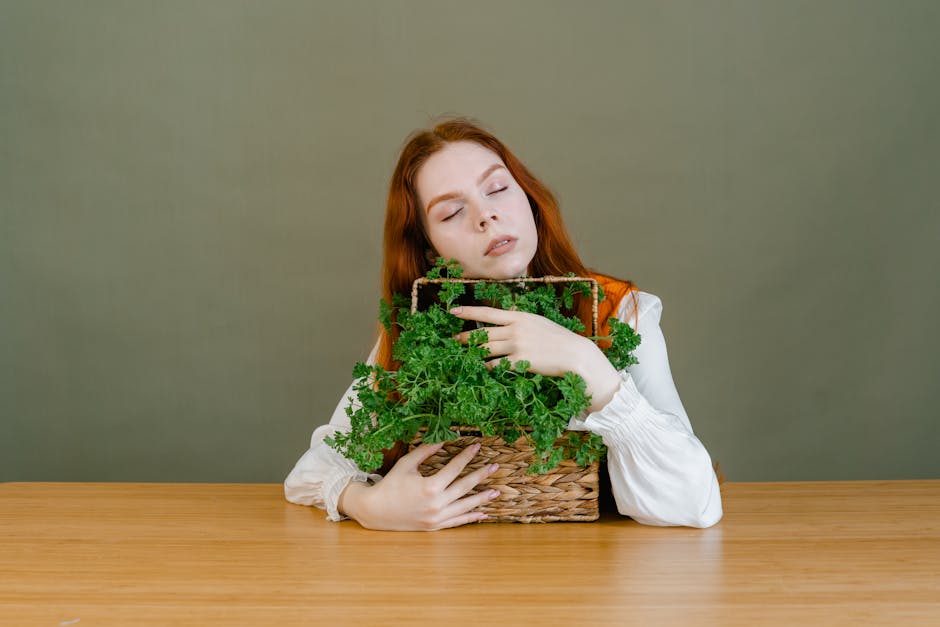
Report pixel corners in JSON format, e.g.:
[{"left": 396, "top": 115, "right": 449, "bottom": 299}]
[{"left": 1, "top": 481, "right": 938, "bottom": 626}]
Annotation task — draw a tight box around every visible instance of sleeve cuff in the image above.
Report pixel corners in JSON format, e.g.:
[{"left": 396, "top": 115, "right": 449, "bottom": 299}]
[
  {"left": 323, "top": 458, "right": 383, "bottom": 522},
  {"left": 578, "top": 370, "right": 653, "bottom": 441}
]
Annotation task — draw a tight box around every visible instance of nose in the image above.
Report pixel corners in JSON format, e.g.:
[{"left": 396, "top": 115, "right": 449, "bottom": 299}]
[{"left": 475, "top": 204, "right": 499, "bottom": 231}]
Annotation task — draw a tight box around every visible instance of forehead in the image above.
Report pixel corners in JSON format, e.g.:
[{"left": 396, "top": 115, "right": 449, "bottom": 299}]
[{"left": 416, "top": 141, "right": 505, "bottom": 198}]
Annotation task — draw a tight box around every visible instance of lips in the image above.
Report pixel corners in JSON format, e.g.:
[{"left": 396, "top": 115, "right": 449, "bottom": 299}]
[{"left": 484, "top": 236, "right": 517, "bottom": 256}]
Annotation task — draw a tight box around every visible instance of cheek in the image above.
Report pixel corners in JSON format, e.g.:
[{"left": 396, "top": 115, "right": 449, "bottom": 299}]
[
  {"left": 426, "top": 230, "right": 465, "bottom": 260},
  {"left": 423, "top": 219, "right": 449, "bottom": 250},
  {"left": 509, "top": 191, "right": 533, "bottom": 221},
  {"left": 512, "top": 197, "right": 537, "bottom": 236}
]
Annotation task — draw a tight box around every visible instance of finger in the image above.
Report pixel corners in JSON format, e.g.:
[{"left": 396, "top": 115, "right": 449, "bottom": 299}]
[
  {"left": 454, "top": 325, "right": 511, "bottom": 344},
  {"left": 481, "top": 339, "right": 514, "bottom": 359},
  {"left": 430, "top": 442, "right": 480, "bottom": 488},
  {"left": 440, "top": 487, "right": 501, "bottom": 522},
  {"left": 453, "top": 327, "right": 489, "bottom": 345},
  {"left": 449, "top": 305, "right": 519, "bottom": 325},
  {"left": 443, "top": 461, "right": 500, "bottom": 501},
  {"left": 485, "top": 356, "right": 519, "bottom": 371},
  {"left": 430, "top": 509, "right": 490, "bottom": 529},
  {"left": 398, "top": 441, "right": 445, "bottom": 471}
]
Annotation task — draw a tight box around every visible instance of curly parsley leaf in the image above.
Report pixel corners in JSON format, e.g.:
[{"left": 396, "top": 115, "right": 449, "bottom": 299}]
[{"left": 328, "top": 264, "right": 642, "bottom": 474}]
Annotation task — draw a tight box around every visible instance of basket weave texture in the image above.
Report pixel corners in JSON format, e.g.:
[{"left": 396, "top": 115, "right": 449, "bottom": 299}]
[{"left": 409, "top": 429, "right": 600, "bottom": 523}]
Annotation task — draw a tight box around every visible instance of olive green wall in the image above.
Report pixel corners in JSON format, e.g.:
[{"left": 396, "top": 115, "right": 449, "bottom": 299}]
[{"left": 2, "top": 1, "right": 938, "bottom": 482}]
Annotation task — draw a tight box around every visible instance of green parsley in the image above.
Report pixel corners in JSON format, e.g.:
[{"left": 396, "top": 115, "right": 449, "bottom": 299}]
[{"left": 326, "top": 258, "right": 642, "bottom": 474}]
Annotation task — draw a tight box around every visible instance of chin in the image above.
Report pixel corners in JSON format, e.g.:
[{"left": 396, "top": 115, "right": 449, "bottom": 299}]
[
  {"left": 465, "top": 247, "right": 535, "bottom": 280},
  {"left": 463, "top": 265, "right": 520, "bottom": 281},
  {"left": 487, "top": 259, "right": 530, "bottom": 280}
]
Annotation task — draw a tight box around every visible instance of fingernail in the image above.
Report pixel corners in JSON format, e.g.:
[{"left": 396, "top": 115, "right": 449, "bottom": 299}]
[
  {"left": 478, "top": 513, "right": 488, "bottom": 521},
  {"left": 489, "top": 489, "right": 500, "bottom": 499},
  {"left": 471, "top": 443, "right": 481, "bottom": 453},
  {"left": 450, "top": 306, "right": 462, "bottom": 314},
  {"left": 488, "top": 463, "right": 499, "bottom": 473}
]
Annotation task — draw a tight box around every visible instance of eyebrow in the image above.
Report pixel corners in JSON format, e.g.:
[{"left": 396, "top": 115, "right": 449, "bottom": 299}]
[{"left": 425, "top": 164, "right": 507, "bottom": 214}]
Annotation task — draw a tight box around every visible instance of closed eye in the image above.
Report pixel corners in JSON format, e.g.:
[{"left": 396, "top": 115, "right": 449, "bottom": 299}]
[
  {"left": 489, "top": 186, "right": 508, "bottom": 195},
  {"left": 443, "top": 207, "right": 463, "bottom": 222}
]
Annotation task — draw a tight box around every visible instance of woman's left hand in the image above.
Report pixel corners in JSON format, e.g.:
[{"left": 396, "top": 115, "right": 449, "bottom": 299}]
[{"left": 450, "top": 305, "right": 622, "bottom": 412}]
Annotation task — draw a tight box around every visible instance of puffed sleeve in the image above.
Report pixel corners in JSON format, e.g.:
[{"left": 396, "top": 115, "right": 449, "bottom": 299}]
[
  {"left": 283, "top": 340, "right": 383, "bottom": 521},
  {"left": 568, "top": 292, "right": 723, "bottom": 528}
]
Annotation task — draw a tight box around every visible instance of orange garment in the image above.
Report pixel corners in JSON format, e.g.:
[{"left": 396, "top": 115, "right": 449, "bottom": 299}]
[{"left": 587, "top": 272, "right": 640, "bottom": 347}]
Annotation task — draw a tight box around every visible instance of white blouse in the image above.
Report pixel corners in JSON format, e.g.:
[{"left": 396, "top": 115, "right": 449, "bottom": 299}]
[{"left": 284, "top": 291, "right": 723, "bottom": 528}]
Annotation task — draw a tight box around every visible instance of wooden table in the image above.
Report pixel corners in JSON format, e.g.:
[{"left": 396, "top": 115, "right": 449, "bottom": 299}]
[{"left": 1, "top": 481, "right": 938, "bottom": 626}]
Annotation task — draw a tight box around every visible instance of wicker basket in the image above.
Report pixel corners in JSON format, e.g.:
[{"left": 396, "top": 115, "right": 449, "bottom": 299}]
[
  {"left": 405, "top": 275, "right": 604, "bottom": 523},
  {"left": 409, "top": 428, "right": 600, "bottom": 523}
]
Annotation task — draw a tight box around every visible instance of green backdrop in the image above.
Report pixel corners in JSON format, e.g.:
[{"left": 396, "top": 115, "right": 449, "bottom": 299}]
[{"left": 2, "top": 0, "right": 938, "bottom": 482}]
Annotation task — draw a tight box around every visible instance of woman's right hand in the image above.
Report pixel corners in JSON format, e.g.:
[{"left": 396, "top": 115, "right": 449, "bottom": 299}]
[{"left": 337, "top": 442, "right": 500, "bottom": 531}]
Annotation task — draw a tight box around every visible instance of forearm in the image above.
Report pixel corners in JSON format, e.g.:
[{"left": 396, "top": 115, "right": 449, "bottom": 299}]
[
  {"left": 572, "top": 336, "right": 622, "bottom": 413},
  {"left": 337, "top": 479, "right": 371, "bottom": 521},
  {"left": 582, "top": 371, "right": 722, "bottom": 527}
]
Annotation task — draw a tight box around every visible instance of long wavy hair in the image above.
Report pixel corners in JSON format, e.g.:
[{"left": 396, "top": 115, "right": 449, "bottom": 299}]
[{"left": 376, "top": 116, "right": 634, "bottom": 369}]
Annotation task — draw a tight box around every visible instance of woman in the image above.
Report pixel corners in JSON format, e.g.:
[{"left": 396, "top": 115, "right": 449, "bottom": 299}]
[{"left": 285, "top": 117, "right": 723, "bottom": 531}]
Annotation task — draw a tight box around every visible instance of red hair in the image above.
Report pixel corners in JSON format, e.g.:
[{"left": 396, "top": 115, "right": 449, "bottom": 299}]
[{"left": 376, "top": 116, "right": 636, "bottom": 369}]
